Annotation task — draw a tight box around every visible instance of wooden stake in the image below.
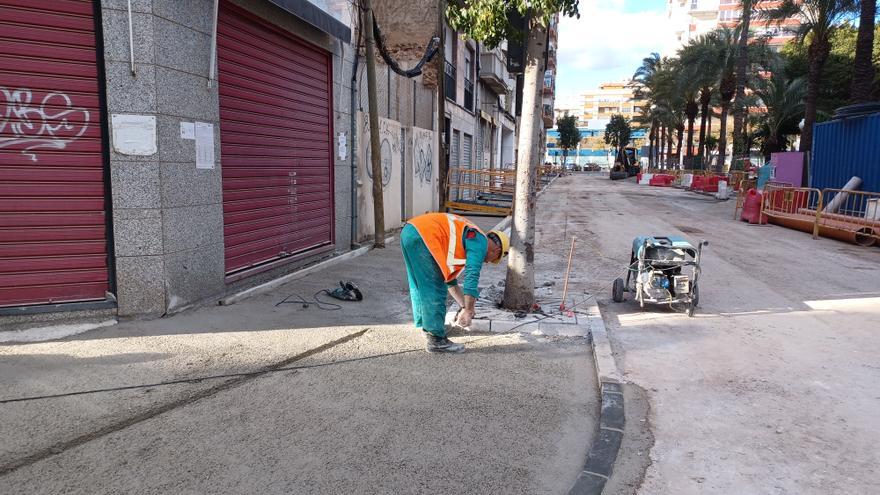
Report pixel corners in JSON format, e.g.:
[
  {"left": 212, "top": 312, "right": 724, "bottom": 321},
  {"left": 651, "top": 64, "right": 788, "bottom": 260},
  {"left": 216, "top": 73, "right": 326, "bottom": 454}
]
[{"left": 560, "top": 236, "right": 576, "bottom": 311}]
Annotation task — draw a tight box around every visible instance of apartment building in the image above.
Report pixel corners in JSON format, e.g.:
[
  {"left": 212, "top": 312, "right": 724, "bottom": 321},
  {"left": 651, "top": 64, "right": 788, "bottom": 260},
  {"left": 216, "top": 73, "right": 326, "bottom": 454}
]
[
  {"left": 1, "top": 0, "right": 451, "bottom": 325},
  {"left": 580, "top": 81, "right": 647, "bottom": 129},
  {"left": 666, "top": 0, "right": 800, "bottom": 50},
  {"left": 542, "top": 15, "right": 560, "bottom": 129}
]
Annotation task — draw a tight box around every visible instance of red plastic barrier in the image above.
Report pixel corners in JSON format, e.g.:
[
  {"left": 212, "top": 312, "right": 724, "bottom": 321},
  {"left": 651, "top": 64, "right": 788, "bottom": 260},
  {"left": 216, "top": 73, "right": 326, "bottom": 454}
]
[
  {"left": 703, "top": 176, "right": 722, "bottom": 193},
  {"left": 691, "top": 175, "right": 706, "bottom": 191},
  {"left": 649, "top": 174, "right": 675, "bottom": 187},
  {"left": 769, "top": 188, "right": 809, "bottom": 213},
  {"left": 637, "top": 173, "right": 643, "bottom": 183},
  {"left": 740, "top": 188, "right": 766, "bottom": 224}
]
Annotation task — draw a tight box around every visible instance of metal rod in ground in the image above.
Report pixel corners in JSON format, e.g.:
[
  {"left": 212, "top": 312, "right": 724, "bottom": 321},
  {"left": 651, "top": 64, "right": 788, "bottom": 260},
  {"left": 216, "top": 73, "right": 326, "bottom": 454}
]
[{"left": 560, "top": 236, "right": 577, "bottom": 310}]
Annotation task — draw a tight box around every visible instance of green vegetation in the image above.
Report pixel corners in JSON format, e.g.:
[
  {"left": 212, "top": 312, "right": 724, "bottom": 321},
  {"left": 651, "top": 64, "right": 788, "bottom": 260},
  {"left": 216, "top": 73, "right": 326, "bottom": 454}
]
[
  {"left": 604, "top": 114, "right": 632, "bottom": 166},
  {"left": 632, "top": 0, "right": 873, "bottom": 170},
  {"left": 555, "top": 115, "right": 580, "bottom": 165}
]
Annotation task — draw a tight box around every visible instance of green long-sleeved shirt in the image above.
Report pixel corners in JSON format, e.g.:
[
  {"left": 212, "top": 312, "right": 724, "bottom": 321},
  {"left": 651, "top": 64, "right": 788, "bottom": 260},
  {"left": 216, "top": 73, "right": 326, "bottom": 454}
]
[{"left": 446, "top": 227, "right": 487, "bottom": 298}]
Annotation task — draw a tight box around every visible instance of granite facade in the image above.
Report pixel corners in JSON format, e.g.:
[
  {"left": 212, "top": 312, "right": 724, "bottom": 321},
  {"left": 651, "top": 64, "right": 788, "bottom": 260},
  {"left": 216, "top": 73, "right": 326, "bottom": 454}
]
[{"left": 100, "top": 0, "right": 356, "bottom": 317}]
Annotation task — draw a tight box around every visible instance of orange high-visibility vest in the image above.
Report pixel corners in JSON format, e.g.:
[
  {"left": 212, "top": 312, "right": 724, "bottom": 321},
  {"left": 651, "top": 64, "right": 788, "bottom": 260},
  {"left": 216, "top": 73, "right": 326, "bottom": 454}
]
[{"left": 408, "top": 213, "right": 485, "bottom": 282}]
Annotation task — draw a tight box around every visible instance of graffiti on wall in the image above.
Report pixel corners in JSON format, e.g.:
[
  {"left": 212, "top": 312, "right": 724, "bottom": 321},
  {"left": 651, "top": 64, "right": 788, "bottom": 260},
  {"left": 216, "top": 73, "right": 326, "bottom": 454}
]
[
  {"left": 0, "top": 87, "right": 90, "bottom": 161},
  {"left": 362, "top": 114, "right": 400, "bottom": 187},
  {"left": 410, "top": 126, "right": 438, "bottom": 215},
  {"left": 415, "top": 145, "right": 432, "bottom": 185},
  {"left": 357, "top": 112, "right": 403, "bottom": 240}
]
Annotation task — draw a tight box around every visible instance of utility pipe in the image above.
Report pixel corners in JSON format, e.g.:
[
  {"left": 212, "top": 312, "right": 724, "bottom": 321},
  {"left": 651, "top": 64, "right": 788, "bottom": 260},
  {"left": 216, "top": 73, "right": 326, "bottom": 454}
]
[
  {"left": 350, "top": 10, "right": 362, "bottom": 248},
  {"left": 823, "top": 176, "right": 863, "bottom": 214},
  {"left": 207, "top": 0, "right": 219, "bottom": 87},
  {"left": 127, "top": 0, "right": 136, "bottom": 76}
]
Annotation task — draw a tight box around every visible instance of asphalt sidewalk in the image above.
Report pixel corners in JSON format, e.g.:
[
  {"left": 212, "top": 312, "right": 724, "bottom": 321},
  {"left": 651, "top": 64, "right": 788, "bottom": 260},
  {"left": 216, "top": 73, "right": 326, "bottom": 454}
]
[{"left": 0, "top": 225, "right": 598, "bottom": 493}]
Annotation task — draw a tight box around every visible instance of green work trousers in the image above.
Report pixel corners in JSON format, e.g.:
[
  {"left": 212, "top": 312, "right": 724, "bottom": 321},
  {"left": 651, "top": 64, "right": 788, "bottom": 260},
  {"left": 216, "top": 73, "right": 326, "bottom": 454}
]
[{"left": 400, "top": 223, "right": 449, "bottom": 337}]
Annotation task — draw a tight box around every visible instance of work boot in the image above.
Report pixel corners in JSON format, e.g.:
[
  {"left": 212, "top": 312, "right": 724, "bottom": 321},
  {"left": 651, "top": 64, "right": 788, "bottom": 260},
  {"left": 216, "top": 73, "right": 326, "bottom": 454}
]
[{"left": 425, "top": 333, "right": 465, "bottom": 354}]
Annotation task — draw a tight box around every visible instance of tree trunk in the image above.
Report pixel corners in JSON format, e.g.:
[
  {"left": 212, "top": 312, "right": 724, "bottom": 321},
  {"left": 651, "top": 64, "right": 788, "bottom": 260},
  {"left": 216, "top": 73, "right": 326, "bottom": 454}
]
[
  {"left": 676, "top": 123, "right": 684, "bottom": 168},
  {"left": 648, "top": 122, "right": 656, "bottom": 168},
  {"left": 659, "top": 125, "right": 665, "bottom": 166},
  {"left": 851, "top": 0, "right": 877, "bottom": 103},
  {"left": 800, "top": 38, "right": 830, "bottom": 153},
  {"left": 502, "top": 19, "right": 547, "bottom": 311},
  {"left": 685, "top": 99, "right": 698, "bottom": 166},
  {"left": 363, "top": 1, "right": 385, "bottom": 248},
  {"left": 732, "top": 0, "right": 752, "bottom": 167},
  {"left": 666, "top": 127, "right": 674, "bottom": 167},
  {"left": 717, "top": 103, "right": 730, "bottom": 172},
  {"left": 697, "top": 88, "right": 711, "bottom": 163}
]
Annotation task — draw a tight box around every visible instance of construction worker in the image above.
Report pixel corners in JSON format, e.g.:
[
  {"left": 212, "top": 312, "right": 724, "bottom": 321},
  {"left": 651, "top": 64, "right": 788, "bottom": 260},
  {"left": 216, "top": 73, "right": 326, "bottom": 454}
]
[{"left": 401, "top": 213, "right": 510, "bottom": 353}]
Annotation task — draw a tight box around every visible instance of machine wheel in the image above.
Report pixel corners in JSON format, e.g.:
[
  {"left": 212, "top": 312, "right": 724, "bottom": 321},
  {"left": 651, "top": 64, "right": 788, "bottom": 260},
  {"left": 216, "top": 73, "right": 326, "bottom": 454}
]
[
  {"left": 687, "top": 283, "right": 699, "bottom": 317},
  {"left": 612, "top": 278, "right": 625, "bottom": 303}
]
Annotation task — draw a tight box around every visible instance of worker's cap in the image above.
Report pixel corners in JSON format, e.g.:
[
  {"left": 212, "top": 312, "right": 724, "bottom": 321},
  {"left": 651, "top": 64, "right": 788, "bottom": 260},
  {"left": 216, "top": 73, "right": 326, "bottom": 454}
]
[{"left": 487, "top": 230, "right": 510, "bottom": 264}]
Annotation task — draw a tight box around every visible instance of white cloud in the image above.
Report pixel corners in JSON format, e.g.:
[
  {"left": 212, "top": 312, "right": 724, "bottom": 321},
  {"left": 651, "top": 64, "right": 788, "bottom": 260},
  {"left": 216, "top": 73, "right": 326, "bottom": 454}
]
[{"left": 555, "top": 0, "right": 678, "bottom": 101}]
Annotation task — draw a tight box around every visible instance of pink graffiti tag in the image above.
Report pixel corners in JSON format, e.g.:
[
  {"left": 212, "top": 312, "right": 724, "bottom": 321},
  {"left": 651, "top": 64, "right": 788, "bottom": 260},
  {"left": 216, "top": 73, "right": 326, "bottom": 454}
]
[{"left": 0, "top": 87, "right": 90, "bottom": 161}]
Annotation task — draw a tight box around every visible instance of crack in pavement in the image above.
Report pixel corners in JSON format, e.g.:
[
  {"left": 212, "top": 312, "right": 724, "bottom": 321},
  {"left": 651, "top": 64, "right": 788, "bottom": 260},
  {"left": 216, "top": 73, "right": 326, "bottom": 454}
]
[{"left": 0, "top": 328, "right": 370, "bottom": 477}]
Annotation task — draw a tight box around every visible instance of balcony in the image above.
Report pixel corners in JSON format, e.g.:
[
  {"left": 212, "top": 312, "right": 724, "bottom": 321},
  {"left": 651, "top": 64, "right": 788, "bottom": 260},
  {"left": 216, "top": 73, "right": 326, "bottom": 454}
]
[
  {"left": 479, "top": 51, "right": 510, "bottom": 94},
  {"left": 542, "top": 79, "right": 554, "bottom": 97},
  {"left": 444, "top": 60, "right": 456, "bottom": 102},
  {"left": 542, "top": 103, "right": 554, "bottom": 128},
  {"left": 464, "top": 78, "right": 474, "bottom": 111}
]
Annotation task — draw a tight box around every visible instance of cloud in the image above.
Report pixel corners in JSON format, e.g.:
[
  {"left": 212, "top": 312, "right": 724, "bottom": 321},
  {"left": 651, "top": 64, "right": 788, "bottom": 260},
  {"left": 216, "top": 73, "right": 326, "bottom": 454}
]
[{"left": 555, "top": 0, "right": 678, "bottom": 101}]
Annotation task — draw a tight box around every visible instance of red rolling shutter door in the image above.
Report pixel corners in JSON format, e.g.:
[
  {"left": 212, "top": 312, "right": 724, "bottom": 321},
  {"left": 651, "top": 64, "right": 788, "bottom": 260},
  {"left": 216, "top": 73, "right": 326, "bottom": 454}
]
[
  {"left": 217, "top": 2, "right": 334, "bottom": 274},
  {"left": 0, "top": 0, "right": 109, "bottom": 308}
]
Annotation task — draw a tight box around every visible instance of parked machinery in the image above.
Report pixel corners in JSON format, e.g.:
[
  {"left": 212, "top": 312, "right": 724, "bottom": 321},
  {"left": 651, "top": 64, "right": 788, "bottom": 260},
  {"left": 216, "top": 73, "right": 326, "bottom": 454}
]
[{"left": 612, "top": 236, "right": 708, "bottom": 317}]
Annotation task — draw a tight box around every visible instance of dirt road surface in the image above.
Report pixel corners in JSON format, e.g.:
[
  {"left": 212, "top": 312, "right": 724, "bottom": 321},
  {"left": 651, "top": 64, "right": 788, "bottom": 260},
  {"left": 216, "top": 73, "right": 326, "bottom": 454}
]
[{"left": 546, "top": 174, "right": 880, "bottom": 495}]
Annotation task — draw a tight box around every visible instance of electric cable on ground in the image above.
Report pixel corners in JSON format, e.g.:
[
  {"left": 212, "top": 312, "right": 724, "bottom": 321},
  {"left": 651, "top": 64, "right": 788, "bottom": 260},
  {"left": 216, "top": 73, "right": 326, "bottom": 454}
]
[{"left": 275, "top": 290, "right": 343, "bottom": 311}]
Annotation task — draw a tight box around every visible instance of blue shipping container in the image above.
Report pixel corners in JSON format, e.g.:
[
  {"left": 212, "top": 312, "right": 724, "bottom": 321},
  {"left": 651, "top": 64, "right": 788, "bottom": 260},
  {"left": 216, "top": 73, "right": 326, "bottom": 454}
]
[{"left": 811, "top": 112, "right": 880, "bottom": 193}]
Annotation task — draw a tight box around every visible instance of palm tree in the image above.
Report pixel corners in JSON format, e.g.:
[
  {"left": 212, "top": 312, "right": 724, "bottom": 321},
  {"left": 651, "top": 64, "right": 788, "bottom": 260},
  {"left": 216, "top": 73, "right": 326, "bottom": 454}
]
[
  {"left": 851, "top": 0, "right": 877, "bottom": 102},
  {"left": 732, "top": 0, "right": 756, "bottom": 168},
  {"left": 663, "top": 54, "right": 699, "bottom": 167},
  {"left": 680, "top": 35, "right": 723, "bottom": 169},
  {"left": 632, "top": 53, "right": 663, "bottom": 167},
  {"left": 709, "top": 28, "right": 739, "bottom": 172},
  {"left": 752, "top": 59, "right": 807, "bottom": 160},
  {"left": 763, "top": 0, "right": 859, "bottom": 153}
]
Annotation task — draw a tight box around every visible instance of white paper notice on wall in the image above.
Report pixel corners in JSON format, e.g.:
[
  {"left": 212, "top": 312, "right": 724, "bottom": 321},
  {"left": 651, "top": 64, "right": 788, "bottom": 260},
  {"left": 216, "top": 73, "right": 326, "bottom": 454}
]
[
  {"left": 195, "top": 122, "right": 214, "bottom": 169},
  {"left": 180, "top": 122, "right": 195, "bottom": 140},
  {"left": 337, "top": 132, "right": 347, "bottom": 161},
  {"left": 111, "top": 114, "right": 157, "bottom": 156}
]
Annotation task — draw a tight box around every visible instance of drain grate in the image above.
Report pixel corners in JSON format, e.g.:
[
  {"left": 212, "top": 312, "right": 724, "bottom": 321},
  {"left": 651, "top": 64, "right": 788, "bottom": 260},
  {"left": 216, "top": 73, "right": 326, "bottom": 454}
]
[{"left": 675, "top": 225, "right": 705, "bottom": 234}]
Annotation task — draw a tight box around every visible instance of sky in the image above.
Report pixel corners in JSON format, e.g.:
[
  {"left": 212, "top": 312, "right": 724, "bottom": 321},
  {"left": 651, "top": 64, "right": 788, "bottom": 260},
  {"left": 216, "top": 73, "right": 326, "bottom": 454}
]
[{"left": 555, "top": 0, "right": 677, "bottom": 107}]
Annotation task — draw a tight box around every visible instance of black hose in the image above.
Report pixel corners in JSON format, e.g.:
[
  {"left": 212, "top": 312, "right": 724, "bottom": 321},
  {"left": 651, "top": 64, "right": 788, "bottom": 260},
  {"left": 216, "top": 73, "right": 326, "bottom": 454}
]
[{"left": 372, "top": 18, "right": 439, "bottom": 78}]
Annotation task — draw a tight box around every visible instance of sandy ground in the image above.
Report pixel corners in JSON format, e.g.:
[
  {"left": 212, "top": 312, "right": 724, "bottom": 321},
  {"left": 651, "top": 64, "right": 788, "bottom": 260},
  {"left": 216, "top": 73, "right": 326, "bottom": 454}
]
[
  {"left": 551, "top": 173, "right": 880, "bottom": 495},
  {"left": 0, "top": 222, "right": 598, "bottom": 493}
]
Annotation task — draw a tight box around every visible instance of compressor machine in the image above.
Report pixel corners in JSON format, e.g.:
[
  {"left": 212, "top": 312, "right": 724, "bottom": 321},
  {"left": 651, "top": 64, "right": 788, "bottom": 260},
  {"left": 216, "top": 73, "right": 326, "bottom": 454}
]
[{"left": 612, "top": 236, "right": 708, "bottom": 317}]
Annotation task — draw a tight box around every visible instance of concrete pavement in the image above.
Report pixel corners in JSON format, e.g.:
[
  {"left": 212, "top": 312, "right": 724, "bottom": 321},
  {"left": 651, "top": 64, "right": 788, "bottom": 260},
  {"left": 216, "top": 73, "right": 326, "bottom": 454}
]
[
  {"left": 552, "top": 173, "right": 880, "bottom": 495},
  {"left": 0, "top": 232, "right": 598, "bottom": 493}
]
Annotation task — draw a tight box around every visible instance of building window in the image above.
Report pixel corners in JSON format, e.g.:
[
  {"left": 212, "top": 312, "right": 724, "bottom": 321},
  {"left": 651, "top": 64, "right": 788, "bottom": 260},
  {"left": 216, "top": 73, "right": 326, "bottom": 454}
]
[
  {"left": 719, "top": 10, "right": 741, "bottom": 21},
  {"left": 690, "top": 0, "right": 698, "bottom": 9},
  {"left": 445, "top": 60, "right": 456, "bottom": 101},
  {"left": 445, "top": 27, "right": 457, "bottom": 102},
  {"left": 464, "top": 47, "right": 474, "bottom": 111}
]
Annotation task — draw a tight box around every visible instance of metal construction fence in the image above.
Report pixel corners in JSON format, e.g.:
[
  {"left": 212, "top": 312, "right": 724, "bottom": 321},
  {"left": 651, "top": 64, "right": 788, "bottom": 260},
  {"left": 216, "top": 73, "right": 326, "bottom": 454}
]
[
  {"left": 761, "top": 185, "right": 880, "bottom": 247},
  {"left": 444, "top": 166, "right": 562, "bottom": 217}
]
